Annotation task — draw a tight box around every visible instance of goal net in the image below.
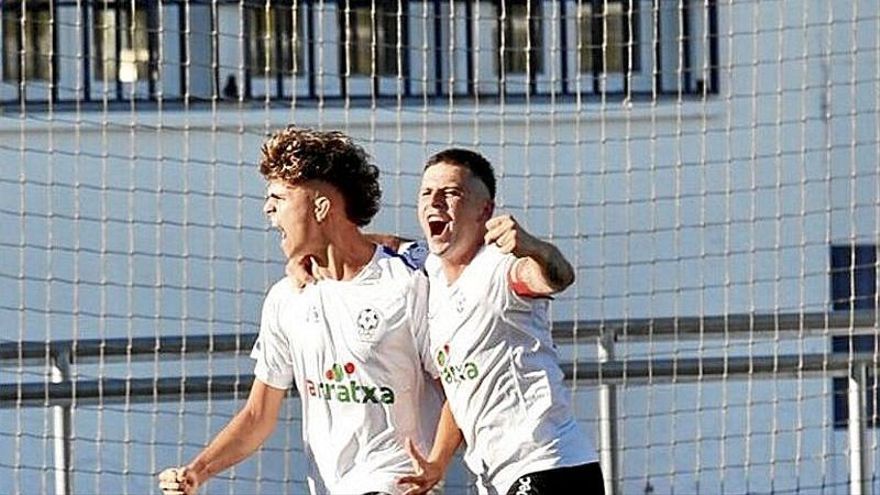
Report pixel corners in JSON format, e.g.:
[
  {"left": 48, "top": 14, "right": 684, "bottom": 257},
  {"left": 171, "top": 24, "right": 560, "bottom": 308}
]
[{"left": 1, "top": 1, "right": 878, "bottom": 494}]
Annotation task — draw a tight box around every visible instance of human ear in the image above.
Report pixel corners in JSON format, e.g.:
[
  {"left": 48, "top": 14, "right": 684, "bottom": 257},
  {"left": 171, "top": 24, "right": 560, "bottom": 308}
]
[
  {"left": 480, "top": 200, "right": 495, "bottom": 222},
  {"left": 314, "top": 195, "right": 331, "bottom": 223}
]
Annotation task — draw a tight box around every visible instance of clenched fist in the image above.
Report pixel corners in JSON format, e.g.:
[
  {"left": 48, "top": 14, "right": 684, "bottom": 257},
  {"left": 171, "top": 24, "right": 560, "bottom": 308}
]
[
  {"left": 158, "top": 466, "right": 200, "bottom": 495},
  {"left": 484, "top": 215, "right": 541, "bottom": 257}
]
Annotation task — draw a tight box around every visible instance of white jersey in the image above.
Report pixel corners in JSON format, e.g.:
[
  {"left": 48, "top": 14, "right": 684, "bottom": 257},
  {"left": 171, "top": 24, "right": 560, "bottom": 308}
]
[
  {"left": 421, "top": 244, "right": 598, "bottom": 495},
  {"left": 251, "top": 245, "right": 441, "bottom": 495}
]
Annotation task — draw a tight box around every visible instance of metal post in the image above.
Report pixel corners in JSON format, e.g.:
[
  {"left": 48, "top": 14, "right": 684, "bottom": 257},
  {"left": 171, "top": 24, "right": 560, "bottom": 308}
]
[
  {"left": 847, "top": 363, "right": 870, "bottom": 495},
  {"left": 598, "top": 331, "right": 618, "bottom": 495},
  {"left": 51, "top": 348, "right": 72, "bottom": 495}
]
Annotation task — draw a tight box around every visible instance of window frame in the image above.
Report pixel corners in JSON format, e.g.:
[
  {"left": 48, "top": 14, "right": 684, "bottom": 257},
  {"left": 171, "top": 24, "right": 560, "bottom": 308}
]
[
  {"left": 469, "top": 0, "right": 559, "bottom": 95},
  {"left": 573, "top": 0, "right": 641, "bottom": 94},
  {"left": 1, "top": 0, "right": 55, "bottom": 102},
  {"left": 1, "top": 0, "right": 719, "bottom": 105},
  {"left": 830, "top": 244, "right": 879, "bottom": 429},
  {"left": 499, "top": 0, "right": 543, "bottom": 77},
  {"left": 88, "top": 0, "right": 161, "bottom": 101},
  {"left": 337, "top": 0, "right": 409, "bottom": 97},
  {"left": 564, "top": 0, "right": 701, "bottom": 97},
  {"left": 243, "top": 0, "right": 309, "bottom": 99}
]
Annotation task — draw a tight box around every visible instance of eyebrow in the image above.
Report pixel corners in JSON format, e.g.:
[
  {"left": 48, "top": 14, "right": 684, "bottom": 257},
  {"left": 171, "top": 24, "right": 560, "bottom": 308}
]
[{"left": 421, "top": 185, "right": 462, "bottom": 191}]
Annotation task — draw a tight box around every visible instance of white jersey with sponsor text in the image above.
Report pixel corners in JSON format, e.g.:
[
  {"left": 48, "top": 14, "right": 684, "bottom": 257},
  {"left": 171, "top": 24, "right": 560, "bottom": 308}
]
[
  {"left": 251, "top": 246, "right": 440, "bottom": 495},
  {"left": 423, "top": 245, "right": 598, "bottom": 495}
]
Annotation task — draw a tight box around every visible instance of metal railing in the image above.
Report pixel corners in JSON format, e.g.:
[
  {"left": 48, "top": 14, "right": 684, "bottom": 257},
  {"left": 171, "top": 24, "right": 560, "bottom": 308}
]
[{"left": 2, "top": 310, "right": 878, "bottom": 495}]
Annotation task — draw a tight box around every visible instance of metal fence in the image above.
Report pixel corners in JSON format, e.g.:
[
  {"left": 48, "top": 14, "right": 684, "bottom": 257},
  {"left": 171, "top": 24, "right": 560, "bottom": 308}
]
[{"left": 3, "top": 310, "right": 878, "bottom": 495}]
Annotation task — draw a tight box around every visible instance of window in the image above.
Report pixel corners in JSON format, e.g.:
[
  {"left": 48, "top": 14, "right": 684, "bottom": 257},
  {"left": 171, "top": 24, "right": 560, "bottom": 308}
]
[
  {"left": 501, "top": 0, "right": 542, "bottom": 75},
  {"left": 562, "top": 0, "right": 716, "bottom": 96},
  {"left": 831, "top": 245, "right": 878, "bottom": 311},
  {"left": 830, "top": 244, "right": 878, "bottom": 428},
  {"left": 340, "top": 0, "right": 400, "bottom": 77},
  {"left": 93, "top": 2, "right": 156, "bottom": 83},
  {"left": 578, "top": 0, "right": 639, "bottom": 74},
  {"left": 2, "top": 1, "right": 52, "bottom": 83},
  {"left": 246, "top": 2, "right": 303, "bottom": 78}
]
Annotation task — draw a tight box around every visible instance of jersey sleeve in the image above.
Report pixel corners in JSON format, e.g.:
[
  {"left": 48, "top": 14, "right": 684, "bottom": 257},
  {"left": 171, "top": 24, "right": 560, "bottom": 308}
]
[
  {"left": 250, "top": 281, "right": 295, "bottom": 390},
  {"left": 495, "top": 253, "right": 535, "bottom": 314},
  {"left": 398, "top": 240, "right": 429, "bottom": 270},
  {"left": 408, "top": 270, "right": 440, "bottom": 379}
]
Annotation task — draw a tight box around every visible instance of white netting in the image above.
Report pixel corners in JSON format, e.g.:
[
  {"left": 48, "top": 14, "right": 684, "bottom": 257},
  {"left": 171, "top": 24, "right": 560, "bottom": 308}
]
[{"left": 1, "top": 1, "right": 878, "bottom": 494}]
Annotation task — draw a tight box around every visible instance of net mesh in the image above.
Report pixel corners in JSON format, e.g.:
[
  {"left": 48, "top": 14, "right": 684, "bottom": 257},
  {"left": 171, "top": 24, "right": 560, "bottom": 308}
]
[{"left": 1, "top": 1, "right": 878, "bottom": 494}]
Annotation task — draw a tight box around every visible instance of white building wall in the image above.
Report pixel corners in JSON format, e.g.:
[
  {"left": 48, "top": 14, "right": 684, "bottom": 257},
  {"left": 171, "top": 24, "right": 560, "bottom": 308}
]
[{"left": 1, "top": 0, "right": 877, "bottom": 493}]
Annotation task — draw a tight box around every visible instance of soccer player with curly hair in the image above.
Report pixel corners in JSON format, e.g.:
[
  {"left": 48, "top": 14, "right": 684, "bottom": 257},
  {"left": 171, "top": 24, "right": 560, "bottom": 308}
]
[{"left": 158, "top": 127, "right": 443, "bottom": 495}]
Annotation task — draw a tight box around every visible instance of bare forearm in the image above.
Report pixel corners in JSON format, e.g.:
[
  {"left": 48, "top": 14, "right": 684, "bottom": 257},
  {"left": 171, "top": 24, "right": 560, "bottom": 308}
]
[
  {"left": 428, "top": 401, "right": 462, "bottom": 468},
  {"left": 534, "top": 241, "right": 574, "bottom": 290},
  {"left": 184, "top": 381, "right": 284, "bottom": 485},
  {"left": 186, "top": 407, "right": 276, "bottom": 482},
  {"left": 518, "top": 240, "right": 575, "bottom": 295}
]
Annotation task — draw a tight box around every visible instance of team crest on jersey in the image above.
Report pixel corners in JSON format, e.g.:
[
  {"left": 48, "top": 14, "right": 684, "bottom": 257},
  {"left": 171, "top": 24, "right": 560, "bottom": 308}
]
[
  {"left": 305, "top": 305, "right": 321, "bottom": 324},
  {"left": 436, "top": 343, "right": 479, "bottom": 384},
  {"left": 356, "top": 307, "right": 382, "bottom": 341},
  {"left": 305, "top": 361, "right": 396, "bottom": 404},
  {"left": 452, "top": 291, "right": 467, "bottom": 314}
]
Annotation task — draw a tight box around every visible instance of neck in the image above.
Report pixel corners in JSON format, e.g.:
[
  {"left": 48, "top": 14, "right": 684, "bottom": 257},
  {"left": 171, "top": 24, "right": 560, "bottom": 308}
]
[
  {"left": 439, "top": 242, "right": 483, "bottom": 285},
  {"left": 313, "top": 226, "right": 375, "bottom": 281}
]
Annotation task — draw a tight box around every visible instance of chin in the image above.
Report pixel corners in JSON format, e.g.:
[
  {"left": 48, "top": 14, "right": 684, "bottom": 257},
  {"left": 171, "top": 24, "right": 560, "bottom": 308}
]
[
  {"left": 426, "top": 239, "right": 449, "bottom": 256},
  {"left": 280, "top": 243, "right": 297, "bottom": 260}
]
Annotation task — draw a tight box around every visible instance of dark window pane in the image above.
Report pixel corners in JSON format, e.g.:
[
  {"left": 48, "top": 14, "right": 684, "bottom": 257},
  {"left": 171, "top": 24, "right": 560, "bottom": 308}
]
[
  {"left": 94, "top": 4, "right": 153, "bottom": 83},
  {"left": 831, "top": 245, "right": 878, "bottom": 311},
  {"left": 2, "top": 10, "right": 20, "bottom": 82},
  {"left": 341, "top": 0, "right": 399, "bottom": 77},
  {"left": 579, "top": 0, "right": 639, "bottom": 74},
  {"left": 502, "top": 0, "right": 542, "bottom": 75},
  {"left": 2, "top": 3, "right": 52, "bottom": 82},
  {"left": 577, "top": 3, "right": 593, "bottom": 74},
  {"left": 830, "top": 244, "right": 879, "bottom": 429},
  {"left": 278, "top": 7, "right": 301, "bottom": 76},
  {"left": 93, "top": 8, "right": 116, "bottom": 80},
  {"left": 247, "top": 4, "right": 302, "bottom": 77},
  {"left": 833, "top": 375, "right": 880, "bottom": 429}
]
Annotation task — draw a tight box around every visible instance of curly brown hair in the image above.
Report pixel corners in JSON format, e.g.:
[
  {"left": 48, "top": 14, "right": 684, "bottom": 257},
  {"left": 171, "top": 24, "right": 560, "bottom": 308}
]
[{"left": 260, "top": 126, "right": 381, "bottom": 227}]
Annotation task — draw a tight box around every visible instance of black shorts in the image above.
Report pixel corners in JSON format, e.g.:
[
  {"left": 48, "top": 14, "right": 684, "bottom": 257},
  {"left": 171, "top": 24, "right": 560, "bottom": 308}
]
[{"left": 506, "top": 462, "right": 605, "bottom": 495}]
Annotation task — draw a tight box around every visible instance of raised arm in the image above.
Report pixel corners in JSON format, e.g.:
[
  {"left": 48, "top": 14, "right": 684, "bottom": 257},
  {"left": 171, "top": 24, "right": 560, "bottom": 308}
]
[
  {"left": 484, "top": 215, "right": 575, "bottom": 296},
  {"left": 158, "top": 379, "right": 286, "bottom": 495}
]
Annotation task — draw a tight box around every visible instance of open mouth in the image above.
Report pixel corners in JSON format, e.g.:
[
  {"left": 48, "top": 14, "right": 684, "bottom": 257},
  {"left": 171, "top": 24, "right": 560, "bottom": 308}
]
[{"left": 427, "top": 219, "right": 448, "bottom": 237}]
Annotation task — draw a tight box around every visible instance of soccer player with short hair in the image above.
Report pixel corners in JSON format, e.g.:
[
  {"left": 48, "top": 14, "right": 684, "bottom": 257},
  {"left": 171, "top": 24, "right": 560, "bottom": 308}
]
[
  {"left": 158, "top": 128, "right": 442, "bottom": 495},
  {"left": 398, "top": 149, "right": 603, "bottom": 495}
]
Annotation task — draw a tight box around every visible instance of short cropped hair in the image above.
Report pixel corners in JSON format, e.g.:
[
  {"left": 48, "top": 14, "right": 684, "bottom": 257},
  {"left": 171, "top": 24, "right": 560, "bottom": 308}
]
[
  {"left": 260, "top": 127, "right": 381, "bottom": 227},
  {"left": 425, "top": 148, "right": 496, "bottom": 199}
]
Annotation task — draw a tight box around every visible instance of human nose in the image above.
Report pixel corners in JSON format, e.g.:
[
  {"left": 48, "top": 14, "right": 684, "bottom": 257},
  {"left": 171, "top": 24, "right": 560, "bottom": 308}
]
[
  {"left": 263, "top": 197, "right": 275, "bottom": 216},
  {"left": 428, "top": 190, "right": 446, "bottom": 210}
]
